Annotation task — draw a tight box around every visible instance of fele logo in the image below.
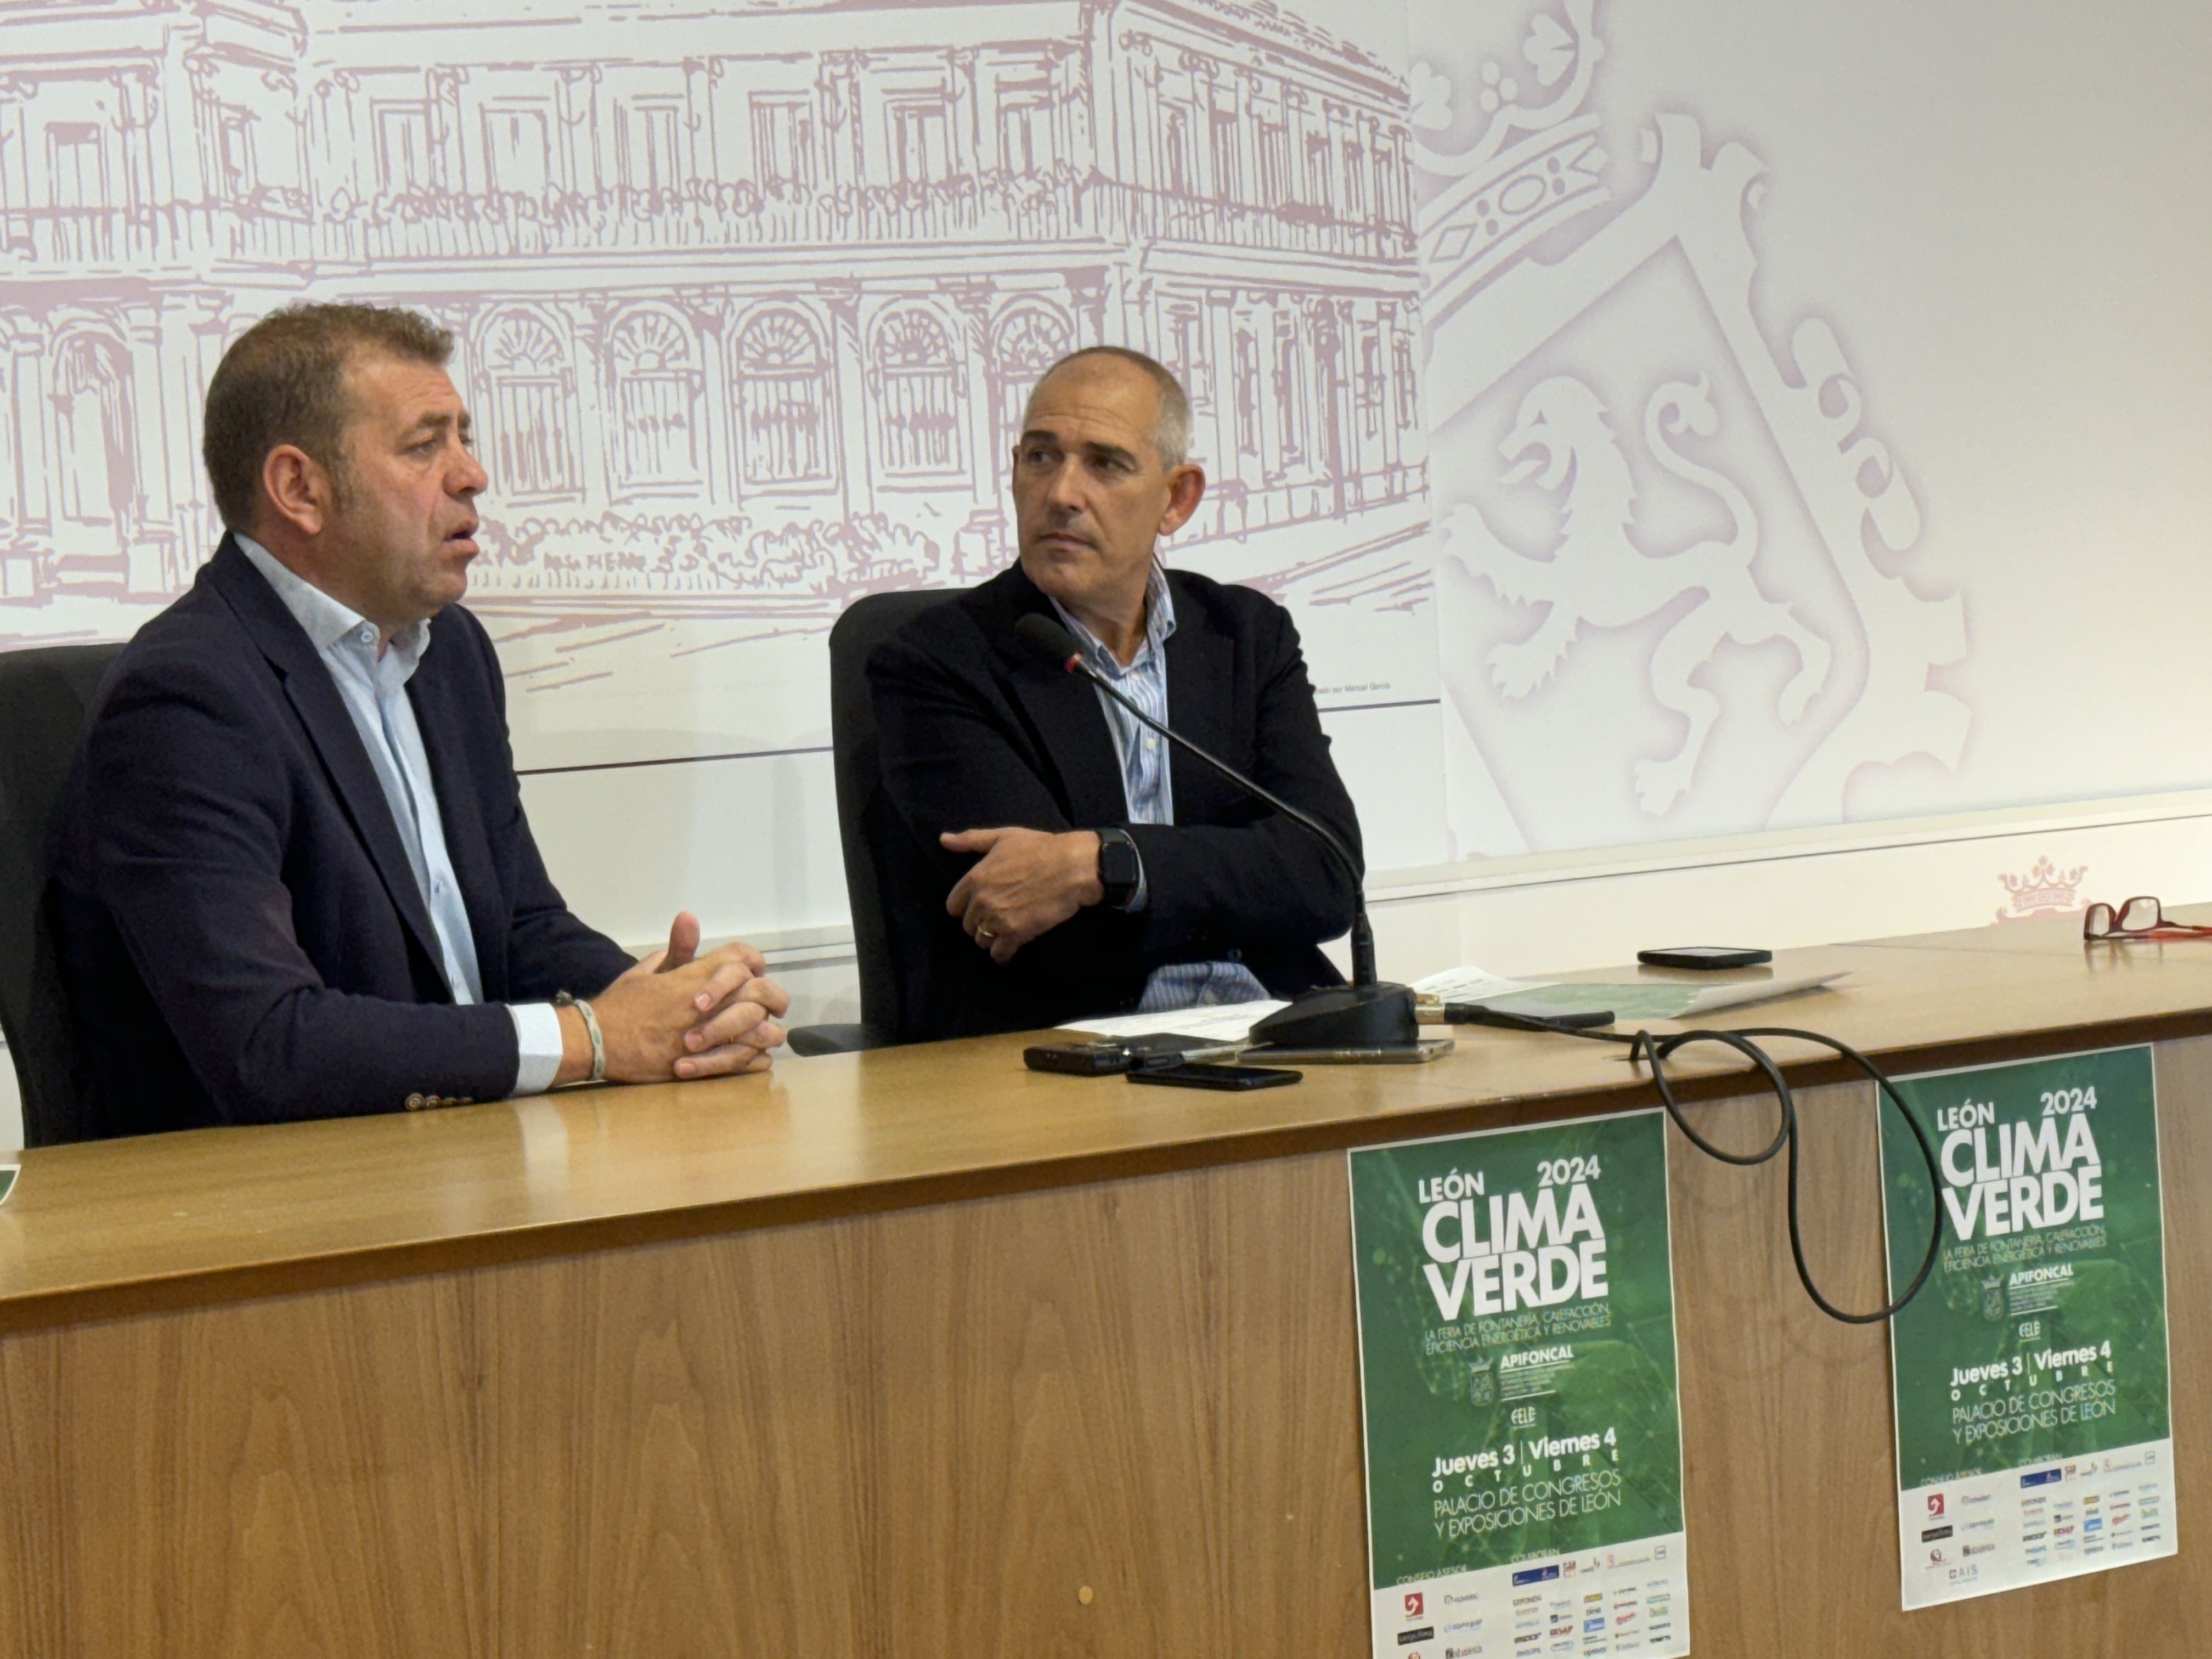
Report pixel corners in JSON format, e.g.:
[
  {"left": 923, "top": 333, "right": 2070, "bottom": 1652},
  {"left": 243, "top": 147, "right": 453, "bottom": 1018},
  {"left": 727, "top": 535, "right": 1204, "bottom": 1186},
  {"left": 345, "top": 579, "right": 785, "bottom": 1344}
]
[
  {"left": 1920, "top": 1525, "right": 1953, "bottom": 1543},
  {"left": 1406, "top": 1593, "right": 1426, "bottom": 1620}
]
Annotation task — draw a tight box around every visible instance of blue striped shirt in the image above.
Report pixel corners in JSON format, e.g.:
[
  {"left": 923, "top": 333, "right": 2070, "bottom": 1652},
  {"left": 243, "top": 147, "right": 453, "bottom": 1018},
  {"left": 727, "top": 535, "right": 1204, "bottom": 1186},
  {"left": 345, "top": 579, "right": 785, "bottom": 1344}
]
[{"left": 1050, "top": 566, "right": 1269, "bottom": 1014}]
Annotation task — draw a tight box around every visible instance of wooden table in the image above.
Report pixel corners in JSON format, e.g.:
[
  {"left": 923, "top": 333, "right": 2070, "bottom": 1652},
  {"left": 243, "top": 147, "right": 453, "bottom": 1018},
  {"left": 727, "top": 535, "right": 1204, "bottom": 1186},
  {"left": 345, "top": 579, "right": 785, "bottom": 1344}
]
[{"left": 3, "top": 914, "right": 2209, "bottom": 1656}]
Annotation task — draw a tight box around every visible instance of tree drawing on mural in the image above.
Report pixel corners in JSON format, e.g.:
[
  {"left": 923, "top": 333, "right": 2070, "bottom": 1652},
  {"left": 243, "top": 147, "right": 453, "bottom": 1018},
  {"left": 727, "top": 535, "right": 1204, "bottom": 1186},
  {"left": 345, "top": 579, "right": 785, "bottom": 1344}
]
[
  {"left": 0, "top": 0, "right": 1431, "bottom": 767},
  {"left": 1413, "top": 0, "right": 1970, "bottom": 854}
]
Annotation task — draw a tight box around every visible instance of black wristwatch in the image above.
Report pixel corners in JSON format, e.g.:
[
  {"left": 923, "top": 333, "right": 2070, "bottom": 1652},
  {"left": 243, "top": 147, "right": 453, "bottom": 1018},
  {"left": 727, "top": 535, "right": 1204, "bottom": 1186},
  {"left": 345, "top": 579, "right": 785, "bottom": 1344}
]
[{"left": 1096, "top": 826, "right": 1142, "bottom": 910}]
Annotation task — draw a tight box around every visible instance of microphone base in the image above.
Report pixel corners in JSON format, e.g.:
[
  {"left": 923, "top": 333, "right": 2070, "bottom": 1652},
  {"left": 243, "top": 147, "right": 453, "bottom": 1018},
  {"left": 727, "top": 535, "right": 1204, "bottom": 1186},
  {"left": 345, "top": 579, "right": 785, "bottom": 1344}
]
[{"left": 1249, "top": 982, "right": 1420, "bottom": 1050}]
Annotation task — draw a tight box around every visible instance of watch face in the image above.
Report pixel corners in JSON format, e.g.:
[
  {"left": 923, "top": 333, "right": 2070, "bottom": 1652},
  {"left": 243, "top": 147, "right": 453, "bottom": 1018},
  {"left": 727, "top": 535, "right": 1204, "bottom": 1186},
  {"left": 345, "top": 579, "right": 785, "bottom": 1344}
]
[{"left": 1101, "top": 837, "right": 1141, "bottom": 889}]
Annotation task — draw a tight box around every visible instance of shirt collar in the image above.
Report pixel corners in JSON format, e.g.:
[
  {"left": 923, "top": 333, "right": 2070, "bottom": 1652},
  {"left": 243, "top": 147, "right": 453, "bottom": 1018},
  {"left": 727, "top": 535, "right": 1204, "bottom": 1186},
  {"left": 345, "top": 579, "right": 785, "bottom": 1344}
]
[
  {"left": 235, "top": 533, "right": 432, "bottom": 675},
  {"left": 1049, "top": 562, "right": 1176, "bottom": 676}
]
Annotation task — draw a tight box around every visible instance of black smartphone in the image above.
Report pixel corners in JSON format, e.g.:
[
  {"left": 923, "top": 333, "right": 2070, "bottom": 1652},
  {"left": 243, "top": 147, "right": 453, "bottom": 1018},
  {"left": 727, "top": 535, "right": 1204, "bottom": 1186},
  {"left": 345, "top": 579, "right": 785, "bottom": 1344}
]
[
  {"left": 1025, "top": 1041, "right": 1137, "bottom": 1076},
  {"left": 1126, "top": 1062, "right": 1301, "bottom": 1091},
  {"left": 1637, "top": 946, "right": 1772, "bottom": 971},
  {"left": 1446, "top": 1003, "right": 1615, "bottom": 1030},
  {"left": 1024, "top": 1035, "right": 1240, "bottom": 1075}
]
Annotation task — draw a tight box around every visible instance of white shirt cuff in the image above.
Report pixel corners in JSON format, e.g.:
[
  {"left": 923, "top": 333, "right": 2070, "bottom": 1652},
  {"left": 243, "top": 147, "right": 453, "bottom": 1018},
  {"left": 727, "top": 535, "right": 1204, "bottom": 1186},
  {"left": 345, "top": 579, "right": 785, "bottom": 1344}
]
[{"left": 508, "top": 1002, "right": 566, "bottom": 1097}]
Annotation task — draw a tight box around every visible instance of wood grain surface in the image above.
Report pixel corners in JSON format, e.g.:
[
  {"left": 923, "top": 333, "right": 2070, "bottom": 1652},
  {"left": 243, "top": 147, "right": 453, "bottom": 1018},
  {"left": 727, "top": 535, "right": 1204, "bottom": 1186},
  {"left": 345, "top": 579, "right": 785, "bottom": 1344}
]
[
  {"left": 3, "top": 921, "right": 2212, "bottom": 1655},
  {"left": 7, "top": 916, "right": 2212, "bottom": 1329},
  {"left": 3, "top": 1039, "right": 2207, "bottom": 1655}
]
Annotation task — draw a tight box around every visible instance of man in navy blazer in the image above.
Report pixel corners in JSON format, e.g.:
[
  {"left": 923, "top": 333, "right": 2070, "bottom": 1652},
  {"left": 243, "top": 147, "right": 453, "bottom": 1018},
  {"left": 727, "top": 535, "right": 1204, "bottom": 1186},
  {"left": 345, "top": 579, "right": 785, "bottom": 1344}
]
[
  {"left": 48, "top": 303, "right": 787, "bottom": 1137},
  {"left": 866, "top": 348, "right": 1362, "bottom": 1038}
]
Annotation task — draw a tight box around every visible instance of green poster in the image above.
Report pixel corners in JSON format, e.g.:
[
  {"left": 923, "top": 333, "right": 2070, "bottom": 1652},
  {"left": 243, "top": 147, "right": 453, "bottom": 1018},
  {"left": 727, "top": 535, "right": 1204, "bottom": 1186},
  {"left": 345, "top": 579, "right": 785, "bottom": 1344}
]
[
  {"left": 0, "top": 1164, "right": 15, "bottom": 1208},
  {"left": 1882, "top": 1045, "right": 2174, "bottom": 1609},
  {"left": 1348, "top": 1109, "right": 1688, "bottom": 1659}
]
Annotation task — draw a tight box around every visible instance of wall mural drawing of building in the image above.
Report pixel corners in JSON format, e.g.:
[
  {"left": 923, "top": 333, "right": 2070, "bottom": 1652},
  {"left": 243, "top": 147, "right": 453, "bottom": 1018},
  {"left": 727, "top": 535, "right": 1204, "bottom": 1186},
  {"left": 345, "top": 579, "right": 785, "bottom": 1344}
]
[{"left": 0, "top": 0, "right": 1431, "bottom": 773}]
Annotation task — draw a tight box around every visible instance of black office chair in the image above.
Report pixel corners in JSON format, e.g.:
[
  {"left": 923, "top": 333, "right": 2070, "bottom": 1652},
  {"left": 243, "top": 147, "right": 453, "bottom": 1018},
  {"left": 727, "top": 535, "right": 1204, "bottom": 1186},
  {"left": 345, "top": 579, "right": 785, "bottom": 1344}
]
[
  {"left": 0, "top": 641, "right": 123, "bottom": 1146},
  {"left": 786, "top": 588, "right": 950, "bottom": 1056}
]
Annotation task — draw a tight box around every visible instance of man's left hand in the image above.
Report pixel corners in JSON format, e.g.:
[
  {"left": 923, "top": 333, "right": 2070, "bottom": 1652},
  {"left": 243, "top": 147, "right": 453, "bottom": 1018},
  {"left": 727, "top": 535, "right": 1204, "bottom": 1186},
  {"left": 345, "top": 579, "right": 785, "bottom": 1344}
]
[{"left": 941, "top": 827, "right": 1104, "bottom": 964}]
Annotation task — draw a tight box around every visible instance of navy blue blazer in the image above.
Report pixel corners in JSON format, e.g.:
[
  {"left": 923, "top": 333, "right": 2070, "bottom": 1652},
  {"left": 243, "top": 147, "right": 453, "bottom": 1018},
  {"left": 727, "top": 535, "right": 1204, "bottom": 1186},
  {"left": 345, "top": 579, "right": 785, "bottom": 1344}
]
[
  {"left": 866, "top": 562, "right": 1360, "bottom": 1039},
  {"left": 47, "top": 535, "right": 636, "bottom": 1137}
]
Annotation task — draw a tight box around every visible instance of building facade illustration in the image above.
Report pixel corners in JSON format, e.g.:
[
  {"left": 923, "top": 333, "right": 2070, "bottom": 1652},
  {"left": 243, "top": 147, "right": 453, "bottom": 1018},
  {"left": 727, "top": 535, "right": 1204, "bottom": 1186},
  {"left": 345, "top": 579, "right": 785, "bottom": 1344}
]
[{"left": 0, "top": 0, "right": 1425, "bottom": 644}]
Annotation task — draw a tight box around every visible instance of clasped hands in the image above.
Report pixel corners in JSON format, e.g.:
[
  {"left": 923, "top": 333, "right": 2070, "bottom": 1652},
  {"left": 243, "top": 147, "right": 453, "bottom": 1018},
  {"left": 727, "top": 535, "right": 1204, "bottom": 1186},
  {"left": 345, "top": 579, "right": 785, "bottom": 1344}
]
[
  {"left": 556, "top": 911, "right": 789, "bottom": 1085},
  {"left": 942, "top": 827, "right": 1104, "bottom": 965}
]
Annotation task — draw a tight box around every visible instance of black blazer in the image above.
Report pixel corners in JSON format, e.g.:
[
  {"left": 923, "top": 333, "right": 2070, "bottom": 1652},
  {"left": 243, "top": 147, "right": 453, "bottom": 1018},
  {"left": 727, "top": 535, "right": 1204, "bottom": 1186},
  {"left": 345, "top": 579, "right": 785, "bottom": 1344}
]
[
  {"left": 46, "top": 535, "right": 636, "bottom": 1137},
  {"left": 866, "top": 562, "right": 1361, "bottom": 1039}
]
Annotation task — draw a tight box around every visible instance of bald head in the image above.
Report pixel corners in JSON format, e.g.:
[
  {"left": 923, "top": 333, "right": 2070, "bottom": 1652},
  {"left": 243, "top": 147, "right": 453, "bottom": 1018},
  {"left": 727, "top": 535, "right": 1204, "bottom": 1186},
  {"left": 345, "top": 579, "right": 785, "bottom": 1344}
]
[{"left": 1020, "top": 347, "right": 1192, "bottom": 470}]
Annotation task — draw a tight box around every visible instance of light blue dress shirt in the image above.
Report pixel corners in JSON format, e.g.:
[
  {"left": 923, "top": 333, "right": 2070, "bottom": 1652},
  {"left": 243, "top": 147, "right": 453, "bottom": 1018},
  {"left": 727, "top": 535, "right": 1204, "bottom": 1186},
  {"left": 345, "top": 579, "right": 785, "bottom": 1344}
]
[
  {"left": 1050, "top": 564, "right": 1270, "bottom": 1013},
  {"left": 236, "top": 537, "right": 566, "bottom": 1096}
]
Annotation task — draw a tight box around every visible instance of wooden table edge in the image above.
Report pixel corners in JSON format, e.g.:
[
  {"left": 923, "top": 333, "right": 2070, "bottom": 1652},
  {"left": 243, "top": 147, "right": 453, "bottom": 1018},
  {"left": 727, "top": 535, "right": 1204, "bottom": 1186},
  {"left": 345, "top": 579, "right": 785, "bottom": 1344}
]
[{"left": 7, "top": 1001, "right": 2208, "bottom": 1337}]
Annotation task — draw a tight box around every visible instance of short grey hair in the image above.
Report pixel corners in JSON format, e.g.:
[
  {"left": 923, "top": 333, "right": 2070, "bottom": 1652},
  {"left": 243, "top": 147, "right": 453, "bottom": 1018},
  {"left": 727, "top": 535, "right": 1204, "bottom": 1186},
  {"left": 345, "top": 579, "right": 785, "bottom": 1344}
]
[{"left": 1021, "top": 346, "right": 1194, "bottom": 469}]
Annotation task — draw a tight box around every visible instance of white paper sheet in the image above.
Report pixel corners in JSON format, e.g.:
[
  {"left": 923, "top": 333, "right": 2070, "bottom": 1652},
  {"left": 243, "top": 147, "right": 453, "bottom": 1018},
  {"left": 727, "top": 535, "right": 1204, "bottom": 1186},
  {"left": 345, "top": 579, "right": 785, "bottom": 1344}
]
[
  {"left": 1408, "top": 966, "right": 1554, "bottom": 1002},
  {"left": 1055, "top": 999, "right": 1288, "bottom": 1042}
]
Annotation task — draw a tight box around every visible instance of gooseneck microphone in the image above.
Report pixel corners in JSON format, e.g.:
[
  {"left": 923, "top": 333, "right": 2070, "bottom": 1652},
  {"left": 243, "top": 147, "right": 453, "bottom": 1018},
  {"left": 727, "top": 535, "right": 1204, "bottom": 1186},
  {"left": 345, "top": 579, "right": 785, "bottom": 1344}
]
[{"left": 1013, "top": 611, "right": 1419, "bottom": 1049}]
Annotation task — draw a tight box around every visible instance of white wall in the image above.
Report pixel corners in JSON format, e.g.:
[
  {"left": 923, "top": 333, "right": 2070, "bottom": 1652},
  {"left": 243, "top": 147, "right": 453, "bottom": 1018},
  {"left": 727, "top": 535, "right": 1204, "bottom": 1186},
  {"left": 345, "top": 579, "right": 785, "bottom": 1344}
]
[{"left": 8, "top": 0, "right": 2211, "bottom": 1153}]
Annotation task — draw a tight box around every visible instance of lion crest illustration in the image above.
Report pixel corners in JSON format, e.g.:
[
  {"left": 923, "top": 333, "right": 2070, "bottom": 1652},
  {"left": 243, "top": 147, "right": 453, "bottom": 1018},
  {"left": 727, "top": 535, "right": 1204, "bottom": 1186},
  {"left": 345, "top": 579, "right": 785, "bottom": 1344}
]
[{"left": 1444, "top": 374, "right": 1833, "bottom": 815}]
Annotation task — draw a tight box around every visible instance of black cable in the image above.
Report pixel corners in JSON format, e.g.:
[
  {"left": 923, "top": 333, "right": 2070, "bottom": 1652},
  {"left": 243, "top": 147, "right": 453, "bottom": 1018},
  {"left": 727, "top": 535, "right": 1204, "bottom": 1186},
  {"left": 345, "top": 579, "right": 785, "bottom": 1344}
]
[{"left": 1437, "top": 1006, "right": 1946, "bottom": 1324}]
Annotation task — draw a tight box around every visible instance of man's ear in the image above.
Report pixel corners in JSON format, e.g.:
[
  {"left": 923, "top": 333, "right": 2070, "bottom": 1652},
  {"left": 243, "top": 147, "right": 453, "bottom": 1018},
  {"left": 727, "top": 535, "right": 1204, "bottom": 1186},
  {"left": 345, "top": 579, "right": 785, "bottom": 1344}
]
[
  {"left": 260, "top": 444, "right": 332, "bottom": 539},
  {"left": 1158, "top": 462, "right": 1207, "bottom": 538}
]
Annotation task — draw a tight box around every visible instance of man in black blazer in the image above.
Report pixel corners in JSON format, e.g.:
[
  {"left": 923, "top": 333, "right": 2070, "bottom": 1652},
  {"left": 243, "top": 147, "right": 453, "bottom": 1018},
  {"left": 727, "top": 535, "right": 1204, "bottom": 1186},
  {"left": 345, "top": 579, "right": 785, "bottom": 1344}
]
[
  {"left": 867, "top": 348, "right": 1362, "bottom": 1039},
  {"left": 48, "top": 303, "right": 786, "bottom": 1136}
]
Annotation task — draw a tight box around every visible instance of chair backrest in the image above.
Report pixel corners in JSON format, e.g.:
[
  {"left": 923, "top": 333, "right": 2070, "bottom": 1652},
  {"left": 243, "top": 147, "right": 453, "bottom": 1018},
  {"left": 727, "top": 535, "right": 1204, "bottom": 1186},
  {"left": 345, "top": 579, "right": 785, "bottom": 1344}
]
[
  {"left": 826, "top": 588, "right": 955, "bottom": 1041},
  {"left": 0, "top": 641, "right": 123, "bottom": 1147}
]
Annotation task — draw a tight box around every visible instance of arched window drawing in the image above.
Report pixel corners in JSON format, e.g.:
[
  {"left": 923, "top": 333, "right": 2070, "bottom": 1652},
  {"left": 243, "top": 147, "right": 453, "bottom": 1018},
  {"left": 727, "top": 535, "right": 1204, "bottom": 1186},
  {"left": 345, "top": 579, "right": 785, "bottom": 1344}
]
[
  {"left": 734, "top": 308, "right": 832, "bottom": 488},
  {"left": 988, "top": 303, "right": 1073, "bottom": 465},
  {"left": 608, "top": 308, "right": 701, "bottom": 492},
  {"left": 872, "top": 307, "right": 963, "bottom": 479},
  {"left": 53, "top": 333, "right": 134, "bottom": 533},
  {"left": 481, "top": 311, "right": 579, "bottom": 500}
]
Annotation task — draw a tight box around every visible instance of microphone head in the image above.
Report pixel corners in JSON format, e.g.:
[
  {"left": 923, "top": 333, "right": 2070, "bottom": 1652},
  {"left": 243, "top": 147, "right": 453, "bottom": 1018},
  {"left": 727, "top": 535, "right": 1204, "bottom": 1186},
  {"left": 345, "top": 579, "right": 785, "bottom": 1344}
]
[{"left": 1014, "top": 612, "right": 1084, "bottom": 674}]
